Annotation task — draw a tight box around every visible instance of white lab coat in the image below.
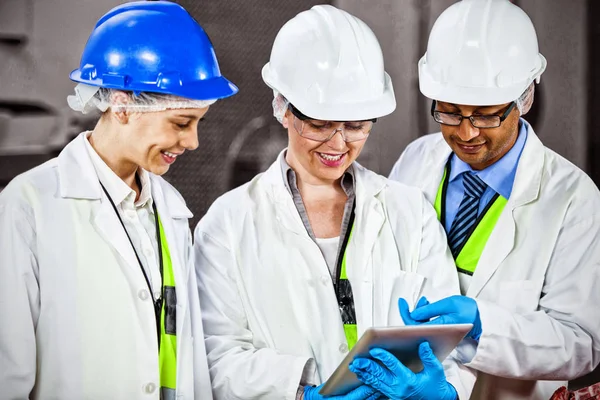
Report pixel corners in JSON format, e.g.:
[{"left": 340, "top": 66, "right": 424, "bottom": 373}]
[
  {"left": 389, "top": 122, "right": 600, "bottom": 400},
  {"left": 0, "top": 132, "right": 212, "bottom": 400},
  {"left": 194, "top": 151, "right": 472, "bottom": 400}
]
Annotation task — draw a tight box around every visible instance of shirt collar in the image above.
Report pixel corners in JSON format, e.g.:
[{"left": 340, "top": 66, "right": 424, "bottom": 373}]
[
  {"left": 449, "top": 118, "right": 528, "bottom": 199},
  {"left": 84, "top": 132, "right": 153, "bottom": 210},
  {"left": 279, "top": 150, "right": 355, "bottom": 197},
  {"left": 135, "top": 168, "right": 153, "bottom": 209}
]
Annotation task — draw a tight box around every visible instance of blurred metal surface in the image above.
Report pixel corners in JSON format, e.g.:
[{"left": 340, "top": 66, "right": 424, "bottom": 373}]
[
  {"left": 0, "top": 0, "right": 125, "bottom": 187},
  {"left": 223, "top": 116, "right": 286, "bottom": 190}
]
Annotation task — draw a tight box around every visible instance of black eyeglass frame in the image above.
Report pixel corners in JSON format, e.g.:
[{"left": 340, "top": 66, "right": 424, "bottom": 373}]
[
  {"left": 288, "top": 103, "right": 377, "bottom": 124},
  {"left": 430, "top": 100, "right": 517, "bottom": 129}
]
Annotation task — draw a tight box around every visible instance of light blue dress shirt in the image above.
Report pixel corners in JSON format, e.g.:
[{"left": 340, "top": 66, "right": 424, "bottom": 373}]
[{"left": 443, "top": 118, "right": 529, "bottom": 232}]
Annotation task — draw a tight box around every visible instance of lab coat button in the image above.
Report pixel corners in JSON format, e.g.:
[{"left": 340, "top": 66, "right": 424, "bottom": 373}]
[
  {"left": 126, "top": 210, "right": 136, "bottom": 220},
  {"left": 143, "top": 382, "right": 156, "bottom": 394},
  {"left": 320, "top": 275, "right": 329, "bottom": 285},
  {"left": 138, "top": 289, "right": 149, "bottom": 301},
  {"left": 339, "top": 343, "right": 349, "bottom": 353}
]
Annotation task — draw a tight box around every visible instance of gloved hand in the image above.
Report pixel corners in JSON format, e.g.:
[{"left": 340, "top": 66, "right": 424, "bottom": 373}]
[
  {"left": 348, "top": 342, "right": 457, "bottom": 400},
  {"left": 398, "top": 295, "right": 482, "bottom": 341},
  {"left": 303, "top": 383, "right": 380, "bottom": 400}
]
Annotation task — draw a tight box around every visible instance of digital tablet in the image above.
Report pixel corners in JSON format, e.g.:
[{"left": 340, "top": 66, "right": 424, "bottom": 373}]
[{"left": 319, "top": 323, "right": 472, "bottom": 396}]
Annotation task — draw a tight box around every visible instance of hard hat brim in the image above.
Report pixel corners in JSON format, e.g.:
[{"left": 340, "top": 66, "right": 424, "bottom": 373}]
[
  {"left": 262, "top": 63, "right": 396, "bottom": 121},
  {"left": 418, "top": 52, "right": 547, "bottom": 106},
  {"left": 69, "top": 69, "right": 239, "bottom": 101}
]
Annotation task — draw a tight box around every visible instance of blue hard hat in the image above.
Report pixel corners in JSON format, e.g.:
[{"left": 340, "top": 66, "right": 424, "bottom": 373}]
[{"left": 70, "top": 1, "right": 238, "bottom": 101}]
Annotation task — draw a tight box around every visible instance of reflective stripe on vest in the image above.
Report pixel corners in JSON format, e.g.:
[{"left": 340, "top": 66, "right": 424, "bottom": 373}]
[
  {"left": 434, "top": 167, "right": 507, "bottom": 275},
  {"left": 340, "top": 227, "right": 357, "bottom": 350},
  {"left": 157, "top": 215, "right": 177, "bottom": 396}
]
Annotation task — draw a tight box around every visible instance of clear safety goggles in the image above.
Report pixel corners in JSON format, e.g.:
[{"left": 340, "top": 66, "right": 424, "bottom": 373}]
[{"left": 289, "top": 104, "right": 376, "bottom": 143}]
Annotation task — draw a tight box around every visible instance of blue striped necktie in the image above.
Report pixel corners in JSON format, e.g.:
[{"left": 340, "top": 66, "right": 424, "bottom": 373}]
[{"left": 448, "top": 172, "right": 487, "bottom": 257}]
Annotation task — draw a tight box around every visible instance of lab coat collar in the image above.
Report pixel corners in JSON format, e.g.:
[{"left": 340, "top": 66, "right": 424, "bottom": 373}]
[
  {"left": 149, "top": 174, "right": 193, "bottom": 219},
  {"left": 57, "top": 132, "right": 103, "bottom": 200},
  {"left": 420, "top": 138, "right": 453, "bottom": 206},
  {"left": 506, "top": 119, "right": 543, "bottom": 208}
]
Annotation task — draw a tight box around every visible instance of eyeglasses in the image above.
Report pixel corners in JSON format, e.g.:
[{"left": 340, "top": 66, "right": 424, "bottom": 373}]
[
  {"left": 288, "top": 104, "right": 376, "bottom": 143},
  {"left": 431, "top": 100, "right": 516, "bottom": 129}
]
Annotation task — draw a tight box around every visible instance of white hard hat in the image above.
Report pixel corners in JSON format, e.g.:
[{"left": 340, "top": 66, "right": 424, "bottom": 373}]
[
  {"left": 262, "top": 5, "right": 396, "bottom": 121},
  {"left": 419, "top": 0, "right": 547, "bottom": 106}
]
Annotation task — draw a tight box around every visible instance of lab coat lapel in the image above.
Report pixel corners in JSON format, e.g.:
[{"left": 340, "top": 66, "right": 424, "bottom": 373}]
[
  {"left": 347, "top": 165, "right": 386, "bottom": 329},
  {"left": 57, "top": 132, "right": 141, "bottom": 271},
  {"left": 274, "top": 190, "right": 308, "bottom": 238},
  {"left": 262, "top": 153, "right": 313, "bottom": 238},
  {"left": 468, "top": 123, "right": 544, "bottom": 296},
  {"left": 92, "top": 198, "right": 141, "bottom": 271},
  {"left": 467, "top": 208, "right": 516, "bottom": 297},
  {"left": 151, "top": 177, "right": 192, "bottom": 282},
  {"left": 57, "top": 132, "right": 101, "bottom": 200},
  {"left": 423, "top": 138, "right": 453, "bottom": 203},
  {"left": 151, "top": 176, "right": 193, "bottom": 330}
]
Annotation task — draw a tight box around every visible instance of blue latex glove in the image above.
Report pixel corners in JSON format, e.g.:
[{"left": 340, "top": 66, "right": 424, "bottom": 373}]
[
  {"left": 398, "top": 295, "right": 482, "bottom": 341},
  {"left": 303, "top": 383, "right": 380, "bottom": 400},
  {"left": 348, "top": 342, "right": 457, "bottom": 400}
]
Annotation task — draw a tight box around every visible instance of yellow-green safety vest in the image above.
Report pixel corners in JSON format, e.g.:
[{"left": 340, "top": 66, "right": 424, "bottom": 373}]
[
  {"left": 157, "top": 215, "right": 177, "bottom": 400},
  {"left": 434, "top": 167, "right": 507, "bottom": 274}
]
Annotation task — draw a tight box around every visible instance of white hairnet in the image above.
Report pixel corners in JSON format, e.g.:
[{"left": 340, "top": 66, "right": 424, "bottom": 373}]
[
  {"left": 272, "top": 90, "right": 290, "bottom": 123},
  {"left": 67, "top": 83, "right": 217, "bottom": 114},
  {"left": 516, "top": 83, "right": 535, "bottom": 116}
]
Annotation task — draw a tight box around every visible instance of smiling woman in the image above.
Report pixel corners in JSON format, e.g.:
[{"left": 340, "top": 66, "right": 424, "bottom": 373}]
[
  {"left": 0, "top": 2, "right": 237, "bottom": 400},
  {"left": 84, "top": 90, "right": 212, "bottom": 180},
  {"left": 193, "top": 4, "right": 464, "bottom": 400}
]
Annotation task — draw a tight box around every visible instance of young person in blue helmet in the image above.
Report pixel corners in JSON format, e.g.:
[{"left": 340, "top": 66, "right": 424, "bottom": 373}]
[{"left": 0, "top": 2, "right": 237, "bottom": 399}]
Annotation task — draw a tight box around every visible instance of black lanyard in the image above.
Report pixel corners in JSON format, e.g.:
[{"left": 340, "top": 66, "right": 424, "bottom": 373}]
[
  {"left": 99, "top": 179, "right": 164, "bottom": 351},
  {"left": 334, "top": 200, "right": 356, "bottom": 326}
]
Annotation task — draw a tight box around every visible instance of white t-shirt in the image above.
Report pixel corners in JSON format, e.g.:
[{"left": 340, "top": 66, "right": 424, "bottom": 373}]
[{"left": 315, "top": 236, "right": 340, "bottom": 277}]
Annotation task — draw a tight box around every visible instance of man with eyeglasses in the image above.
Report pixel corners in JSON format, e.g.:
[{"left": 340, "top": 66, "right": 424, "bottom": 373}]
[{"left": 389, "top": 0, "right": 600, "bottom": 399}]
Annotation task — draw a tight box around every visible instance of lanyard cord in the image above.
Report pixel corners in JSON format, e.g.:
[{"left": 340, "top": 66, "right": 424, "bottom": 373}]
[
  {"left": 335, "top": 199, "right": 355, "bottom": 289},
  {"left": 334, "top": 199, "right": 356, "bottom": 326},
  {"left": 99, "top": 180, "right": 164, "bottom": 351}
]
